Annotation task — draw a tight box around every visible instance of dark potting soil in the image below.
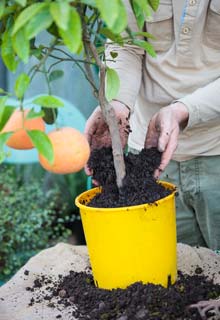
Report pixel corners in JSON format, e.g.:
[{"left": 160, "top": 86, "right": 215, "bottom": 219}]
[
  {"left": 87, "top": 147, "right": 172, "bottom": 208},
  {"left": 26, "top": 269, "right": 220, "bottom": 320}
]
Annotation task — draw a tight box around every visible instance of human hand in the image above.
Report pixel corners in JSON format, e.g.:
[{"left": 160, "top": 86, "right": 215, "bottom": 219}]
[
  {"left": 145, "top": 102, "right": 189, "bottom": 177},
  {"left": 84, "top": 100, "right": 130, "bottom": 176}
]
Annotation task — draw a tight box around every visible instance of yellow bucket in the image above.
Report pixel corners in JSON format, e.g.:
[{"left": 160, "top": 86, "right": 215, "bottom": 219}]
[{"left": 75, "top": 181, "right": 177, "bottom": 290}]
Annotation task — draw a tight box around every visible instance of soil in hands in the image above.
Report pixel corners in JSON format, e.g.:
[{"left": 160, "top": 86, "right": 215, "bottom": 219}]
[
  {"left": 26, "top": 269, "right": 220, "bottom": 320},
  {"left": 87, "top": 147, "right": 172, "bottom": 208}
]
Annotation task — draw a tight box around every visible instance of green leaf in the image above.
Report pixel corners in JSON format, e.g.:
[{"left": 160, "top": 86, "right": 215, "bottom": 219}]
[
  {"left": 0, "top": 96, "right": 7, "bottom": 109},
  {"left": 25, "top": 6, "right": 53, "bottom": 40},
  {"left": 50, "top": 2, "right": 70, "bottom": 31},
  {"left": 132, "top": 31, "right": 156, "bottom": 40},
  {"left": 0, "top": 106, "right": 16, "bottom": 131},
  {"left": 14, "top": 73, "right": 30, "bottom": 99},
  {"left": 0, "top": 132, "right": 12, "bottom": 163},
  {"left": 111, "top": 0, "right": 127, "bottom": 34},
  {"left": 0, "top": 0, "right": 5, "bottom": 19},
  {"left": 133, "top": 39, "right": 156, "bottom": 57},
  {"left": 110, "top": 51, "right": 118, "bottom": 59},
  {"left": 14, "top": 0, "right": 27, "bottom": 6},
  {"left": 58, "top": 8, "right": 82, "bottom": 53},
  {"left": 0, "top": 132, "right": 11, "bottom": 149},
  {"left": 96, "top": 0, "right": 120, "bottom": 29},
  {"left": 32, "top": 95, "right": 64, "bottom": 108},
  {"left": 2, "top": 27, "right": 18, "bottom": 72},
  {"left": 49, "top": 70, "right": 64, "bottom": 83},
  {"left": 12, "top": 28, "right": 30, "bottom": 63},
  {"left": 12, "top": 3, "right": 47, "bottom": 35},
  {"left": 81, "top": 0, "right": 96, "bottom": 6},
  {"left": 26, "top": 109, "right": 45, "bottom": 120},
  {"left": 27, "top": 130, "right": 54, "bottom": 165},
  {"left": 148, "top": 0, "right": 160, "bottom": 11},
  {"left": 138, "top": 0, "right": 152, "bottom": 17},
  {"left": 106, "top": 68, "right": 120, "bottom": 102},
  {"left": 100, "top": 27, "right": 123, "bottom": 44},
  {"left": 0, "top": 97, "right": 8, "bottom": 128},
  {"left": 130, "top": 0, "right": 145, "bottom": 29}
]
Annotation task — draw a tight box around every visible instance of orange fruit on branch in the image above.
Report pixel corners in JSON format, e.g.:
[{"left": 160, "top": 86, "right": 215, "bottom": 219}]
[
  {"left": 39, "top": 127, "right": 90, "bottom": 174},
  {"left": 1, "top": 109, "right": 45, "bottom": 150}
]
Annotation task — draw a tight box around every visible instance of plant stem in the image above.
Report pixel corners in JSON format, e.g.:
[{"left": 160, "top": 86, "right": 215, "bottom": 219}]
[{"left": 82, "top": 30, "right": 126, "bottom": 189}]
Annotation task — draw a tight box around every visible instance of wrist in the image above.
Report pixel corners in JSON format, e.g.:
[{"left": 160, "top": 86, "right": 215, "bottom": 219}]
[
  {"left": 111, "top": 100, "right": 131, "bottom": 117},
  {"left": 169, "top": 102, "right": 189, "bottom": 129}
]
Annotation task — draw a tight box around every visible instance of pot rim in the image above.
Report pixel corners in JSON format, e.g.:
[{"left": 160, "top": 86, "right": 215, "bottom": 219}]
[{"left": 75, "top": 180, "right": 176, "bottom": 212}]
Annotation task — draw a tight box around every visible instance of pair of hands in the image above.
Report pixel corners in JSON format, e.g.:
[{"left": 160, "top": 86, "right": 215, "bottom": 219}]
[{"left": 85, "top": 100, "right": 189, "bottom": 177}]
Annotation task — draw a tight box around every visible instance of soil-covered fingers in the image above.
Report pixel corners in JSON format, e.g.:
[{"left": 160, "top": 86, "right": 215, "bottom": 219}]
[
  {"left": 156, "top": 126, "right": 179, "bottom": 177},
  {"left": 145, "top": 115, "right": 160, "bottom": 148}
]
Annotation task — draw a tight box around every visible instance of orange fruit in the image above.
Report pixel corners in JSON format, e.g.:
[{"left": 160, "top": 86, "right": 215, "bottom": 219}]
[
  {"left": 39, "top": 127, "right": 90, "bottom": 174},
  {"left": 1, "top": 109, "right": 45, "bottom": 150}
]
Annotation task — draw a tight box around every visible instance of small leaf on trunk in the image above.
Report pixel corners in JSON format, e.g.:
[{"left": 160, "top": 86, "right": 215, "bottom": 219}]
[
  {"left": 110, "top": 51, "right": 118, "bottom": 59},
  {"left": 106, "top": 68, "right": 120, "bottom": 102}
]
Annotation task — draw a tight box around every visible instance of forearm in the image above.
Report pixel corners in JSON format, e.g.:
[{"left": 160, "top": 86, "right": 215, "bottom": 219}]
[{"left": 177, "top": 78, "right": 220, "bottom": 129}]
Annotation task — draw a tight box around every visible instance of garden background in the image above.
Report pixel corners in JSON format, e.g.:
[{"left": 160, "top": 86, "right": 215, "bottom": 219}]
[{"left": 0, "top": 31, "right": 98, "bottom": 284}]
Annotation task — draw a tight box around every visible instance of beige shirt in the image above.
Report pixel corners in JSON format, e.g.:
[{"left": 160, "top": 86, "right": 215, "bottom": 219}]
[{"left": 106, "top": 0, "right": 220, "bottom": 161}]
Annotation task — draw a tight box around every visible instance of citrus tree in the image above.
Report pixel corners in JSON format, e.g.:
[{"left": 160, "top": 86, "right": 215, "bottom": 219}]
[{"left": 0, "top": 0, "right": 159, "bottom": 188}]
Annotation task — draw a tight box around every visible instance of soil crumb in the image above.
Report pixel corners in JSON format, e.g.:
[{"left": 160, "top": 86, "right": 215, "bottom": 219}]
[
  {"left": 27, "top": 270, "right": 220, "bottom": 320},
  {"left": 87, "top": 147, "right": 172, "bottom": 208}
]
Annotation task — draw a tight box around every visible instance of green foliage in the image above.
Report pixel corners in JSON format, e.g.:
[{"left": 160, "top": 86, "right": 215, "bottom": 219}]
[
  {"left": 27, "top": 130, "right": 54, "bottom": 164},
  {"left": 49, "top": 70, "right": 64, "bottom": 83},
  {"left": 14, "top": 73, "right": 30, "bottom": 99},
  {"left": 32, "top": 95, "right": 64, "bottom": 108},
  {"left": 0, "top": 0, "right": 160, "bottom": 159},
  {"left": 0, "top": 165, "right": 72, "bottom": 281},
  {"left": 0, "top": 132, "right": 11, "bottom": 163}
]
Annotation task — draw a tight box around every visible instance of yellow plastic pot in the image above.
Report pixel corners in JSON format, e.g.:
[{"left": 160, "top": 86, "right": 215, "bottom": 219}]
[{"left": 75, "top": 181, "right": 177, "bottom": 290}]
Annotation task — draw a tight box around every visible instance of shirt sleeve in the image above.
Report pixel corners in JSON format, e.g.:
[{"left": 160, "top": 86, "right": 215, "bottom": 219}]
[
  {"left": 105, "top": 0, "right": 145, "bottom": 111},
  {"left": 177, "top": 77, "right": 220, "bottom": 129}
]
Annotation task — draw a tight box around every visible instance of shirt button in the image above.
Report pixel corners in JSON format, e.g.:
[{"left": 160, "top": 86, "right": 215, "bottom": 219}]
[
  {"left": 189, "top": 0, "right": 196, "bottom": 5},
  {"left": 182, "top": 26, "right": 190, "bottom": 34}
]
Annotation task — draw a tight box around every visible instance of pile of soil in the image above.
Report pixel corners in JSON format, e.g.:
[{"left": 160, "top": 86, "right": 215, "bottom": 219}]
[
  {"left": 26, "top": 269, "right": 220, "bottom": 320},
  {"left": 87, "top": 147, "right": 172, "bottom": 208}
]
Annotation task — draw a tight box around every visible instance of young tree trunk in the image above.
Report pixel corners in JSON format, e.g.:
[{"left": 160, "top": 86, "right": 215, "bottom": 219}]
[
  {"left": 84, "top": 36, "right": 126, "bottom": 189},
  {"left": 98, "top": 66, "right": 126, "bottom": 189}
]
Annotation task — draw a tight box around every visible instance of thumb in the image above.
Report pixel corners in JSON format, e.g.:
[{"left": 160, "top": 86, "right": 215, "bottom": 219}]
[
  {"left": 145, "top": 117, "right": 159, "bottom": 148},
  {"left": 158, "top": 130, "right": 171, "bottom": 152}
]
